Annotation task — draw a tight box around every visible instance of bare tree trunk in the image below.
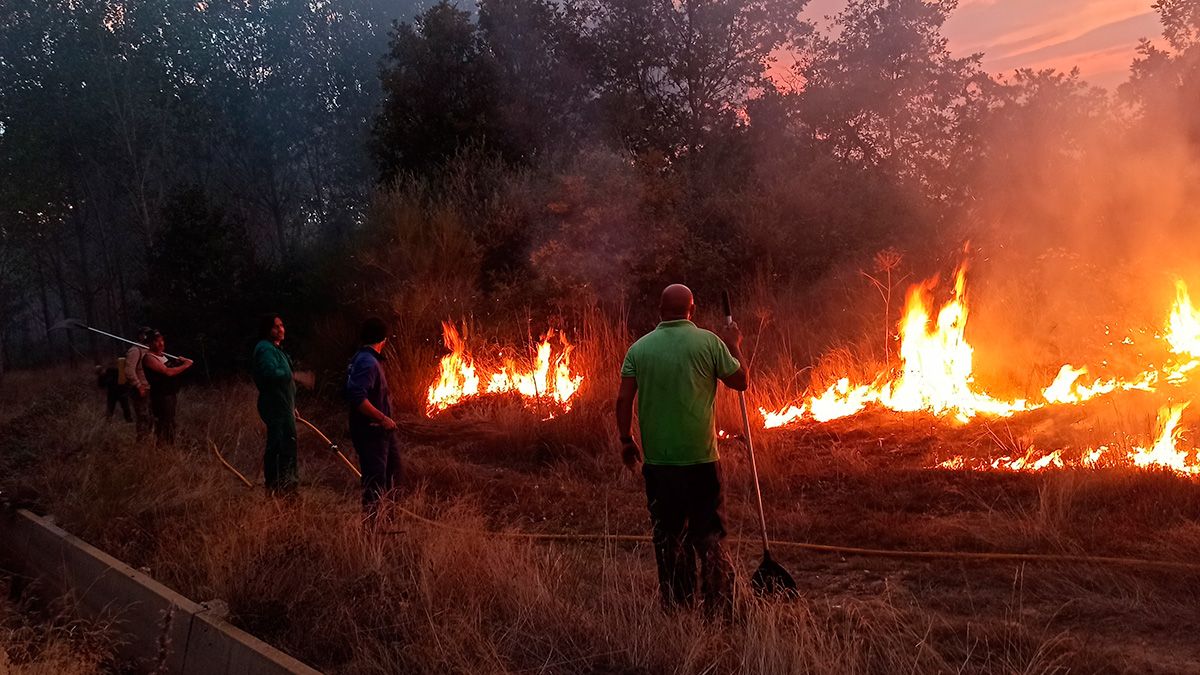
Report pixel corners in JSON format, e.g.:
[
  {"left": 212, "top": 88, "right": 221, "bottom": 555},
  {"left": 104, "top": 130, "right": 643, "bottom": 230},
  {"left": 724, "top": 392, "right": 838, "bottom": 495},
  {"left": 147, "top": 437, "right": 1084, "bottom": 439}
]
[
  {"left": 51, "top": 253, "right": 78, "bottom": 369},
  {"left": 72, "top": 208, "right": 100, "bottom": 364},
  {"left": 36, "top": 262, "right": 55, "bottom": 362}
]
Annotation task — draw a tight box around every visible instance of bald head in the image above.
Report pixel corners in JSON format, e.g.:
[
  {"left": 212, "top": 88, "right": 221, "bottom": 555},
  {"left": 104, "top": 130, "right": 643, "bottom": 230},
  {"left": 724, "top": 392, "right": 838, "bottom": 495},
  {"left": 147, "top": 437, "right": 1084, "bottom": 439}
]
[{"left": 660, "top": 284, "right": 694, "bottom": 321}]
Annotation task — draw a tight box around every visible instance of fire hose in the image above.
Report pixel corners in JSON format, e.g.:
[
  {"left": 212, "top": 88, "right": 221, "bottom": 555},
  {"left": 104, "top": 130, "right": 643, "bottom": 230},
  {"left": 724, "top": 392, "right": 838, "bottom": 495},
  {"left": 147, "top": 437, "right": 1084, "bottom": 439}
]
[
  {"left": 209, "top": 426, "right": 1200, "bottom": 575},
  {"left": 209, "top": 414, "right": 361, "bottom": 488},
  {"left": 295, "top": 414, "right": 362, "bottom": 479},
  {"left": 385, "top": 503, "right": 1200, "bottom": 574}
]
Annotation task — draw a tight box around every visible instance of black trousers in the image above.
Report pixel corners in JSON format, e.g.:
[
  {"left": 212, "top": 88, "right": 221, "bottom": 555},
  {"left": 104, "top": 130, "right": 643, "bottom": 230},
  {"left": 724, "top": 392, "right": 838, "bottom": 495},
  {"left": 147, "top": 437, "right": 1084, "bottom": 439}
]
[
  {"left": 262, "top": 415, "right": 299, "bottom": 493},
  {"left": 351, "top": 426, "right": 402, "bottom": 521},
  {"left": 642, "top": 462, "right": 734, "bottom": 610},
  {"left": 130, "top": 389, "right": 152, "bottom": 440},
  {"left": 106, "top": 387, "right": 131, "bottom": 422},
  {"left": 150, "top": 392, "right": 177, "bottom": 445}
]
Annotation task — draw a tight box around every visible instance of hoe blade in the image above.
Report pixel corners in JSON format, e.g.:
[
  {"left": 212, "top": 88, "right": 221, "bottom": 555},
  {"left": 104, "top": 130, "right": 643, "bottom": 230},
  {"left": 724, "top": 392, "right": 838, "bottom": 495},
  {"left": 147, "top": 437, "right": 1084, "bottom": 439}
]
[
  {"left": 48, "top": 318, "right": 83, "bottom": 332},
  {"left": 751, "top": 550, "right": 798, "bottom": 597}
]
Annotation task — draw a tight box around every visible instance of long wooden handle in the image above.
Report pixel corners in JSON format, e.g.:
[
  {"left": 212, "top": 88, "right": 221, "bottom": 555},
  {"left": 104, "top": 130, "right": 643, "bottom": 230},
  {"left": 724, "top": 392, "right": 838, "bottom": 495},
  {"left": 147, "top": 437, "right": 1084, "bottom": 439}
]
[{"left": 724, "top": 290, "right": 771, "bottom": 552}]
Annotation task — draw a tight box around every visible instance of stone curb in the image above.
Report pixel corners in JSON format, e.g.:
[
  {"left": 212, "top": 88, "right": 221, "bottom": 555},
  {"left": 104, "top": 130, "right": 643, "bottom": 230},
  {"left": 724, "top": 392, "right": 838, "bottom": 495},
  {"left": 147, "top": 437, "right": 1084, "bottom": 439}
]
[{"left": 0, "top": 509, "right": 322, "bottom": 675}]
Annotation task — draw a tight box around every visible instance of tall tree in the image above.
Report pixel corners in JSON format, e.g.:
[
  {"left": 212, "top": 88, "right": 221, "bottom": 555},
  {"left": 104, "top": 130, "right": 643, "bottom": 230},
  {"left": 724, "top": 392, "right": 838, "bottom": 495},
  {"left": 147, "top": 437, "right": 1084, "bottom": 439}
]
[
  {"left": 373, "top": 1, "right": 508, "bottom": 181},
  {"left": 478, "top": 0, "right": 594, "bottom": 159},
  {"left": 1122, "top": 0, "right": 1200, "bottom": 146},
  {"left": 580, "top": 0, "right": 808, "bottom": 155},
  {"left": 794, "top": 0, "right": 986, "bottom": 200}
]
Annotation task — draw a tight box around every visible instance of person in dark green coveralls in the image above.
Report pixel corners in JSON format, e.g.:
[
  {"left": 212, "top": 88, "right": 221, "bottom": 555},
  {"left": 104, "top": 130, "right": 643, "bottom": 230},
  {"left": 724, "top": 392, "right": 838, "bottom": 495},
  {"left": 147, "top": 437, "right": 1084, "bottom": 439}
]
[{"left": 253, "top": 313, "right": 300, "bottom": 493}]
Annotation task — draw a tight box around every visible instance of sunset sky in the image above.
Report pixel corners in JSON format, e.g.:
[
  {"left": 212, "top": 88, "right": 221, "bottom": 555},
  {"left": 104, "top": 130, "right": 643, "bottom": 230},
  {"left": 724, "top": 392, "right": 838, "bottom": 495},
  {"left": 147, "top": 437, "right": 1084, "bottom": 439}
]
[{"left": 807, "top": 0, "right": 1165, "bottom": 89}]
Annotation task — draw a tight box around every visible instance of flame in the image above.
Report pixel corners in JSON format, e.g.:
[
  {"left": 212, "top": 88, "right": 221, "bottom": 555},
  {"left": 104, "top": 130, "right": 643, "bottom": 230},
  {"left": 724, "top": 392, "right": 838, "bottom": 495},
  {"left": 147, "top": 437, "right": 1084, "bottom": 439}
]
[
  {"left": 880, "top": 268, "right": 1030, "bottom": 421},
  {"left": 1166, "top": 280, "right": 1200, "bottom": 359},
  {"left": 762, "top": 273, "right": 1200, "bottom": 435},
  {"left": 426, "top": 322, "right": 480, "bottom": 414},
  {"left": 426, "top": 322, "right": 583, "bottom": 416},
  {"left": 761, "top": 264, "right": 1031, "bottom": 428},
  {"left": 940, "top": 403, "right": 1200, "bottom": 475},
  {"left": 1039, "top": 364, "right": 1159, "bottom": 405},
  {"left": 1034, "top": 280, "right": 1200, "bottom": 406},
  {"left": 1130, "top": 402, "right": 1196, "bottom": 473}
]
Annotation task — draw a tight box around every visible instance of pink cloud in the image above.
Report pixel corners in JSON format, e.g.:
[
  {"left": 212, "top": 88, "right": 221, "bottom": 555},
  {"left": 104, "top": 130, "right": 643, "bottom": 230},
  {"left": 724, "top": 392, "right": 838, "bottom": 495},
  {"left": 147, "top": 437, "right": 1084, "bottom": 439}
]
[{"left": 802, "top": 0, "right": 1164, "bottom": 89}]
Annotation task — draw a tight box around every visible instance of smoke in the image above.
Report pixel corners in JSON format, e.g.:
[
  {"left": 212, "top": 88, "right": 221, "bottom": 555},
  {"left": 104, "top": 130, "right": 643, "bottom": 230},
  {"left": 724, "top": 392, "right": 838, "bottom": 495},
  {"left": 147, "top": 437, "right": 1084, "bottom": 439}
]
[{"left": 961, "top": 59, "right": 1200, "bottom": 393}]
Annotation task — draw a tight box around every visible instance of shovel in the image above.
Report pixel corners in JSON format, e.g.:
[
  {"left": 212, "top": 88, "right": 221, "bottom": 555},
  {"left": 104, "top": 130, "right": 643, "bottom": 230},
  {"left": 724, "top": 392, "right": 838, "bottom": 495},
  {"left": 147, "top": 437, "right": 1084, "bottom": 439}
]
[{"left": 722, "top": 290, "right": 798, "bottom": 597}]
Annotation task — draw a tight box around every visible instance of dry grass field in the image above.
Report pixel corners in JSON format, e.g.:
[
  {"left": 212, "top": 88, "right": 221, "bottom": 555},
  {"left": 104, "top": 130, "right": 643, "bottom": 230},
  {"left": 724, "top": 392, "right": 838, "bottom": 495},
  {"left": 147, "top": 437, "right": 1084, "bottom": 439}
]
[
  {"left": 0, "top": 574, "right": 116, "bottom": 675},
  {"left": 2, "top": 355, "right": 1200, "bottom": 675}
]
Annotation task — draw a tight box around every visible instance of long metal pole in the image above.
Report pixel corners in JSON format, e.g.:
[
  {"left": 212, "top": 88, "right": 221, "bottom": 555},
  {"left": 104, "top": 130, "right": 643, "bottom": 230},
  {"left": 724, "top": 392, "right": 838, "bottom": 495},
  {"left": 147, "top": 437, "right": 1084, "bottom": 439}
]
[
  {"left": 726, "top": 314, "right": 771, "bottom": 551},
  {"left": 52, "top": 319, "right": 184, "bottom": 360}
]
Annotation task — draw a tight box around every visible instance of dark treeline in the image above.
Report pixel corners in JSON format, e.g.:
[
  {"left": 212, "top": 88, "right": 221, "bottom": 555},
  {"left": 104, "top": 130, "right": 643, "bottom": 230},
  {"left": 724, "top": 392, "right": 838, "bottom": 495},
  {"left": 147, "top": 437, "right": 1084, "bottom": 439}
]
[{"left": 1, "top": 0, "right": 1198, "bottom": 377}]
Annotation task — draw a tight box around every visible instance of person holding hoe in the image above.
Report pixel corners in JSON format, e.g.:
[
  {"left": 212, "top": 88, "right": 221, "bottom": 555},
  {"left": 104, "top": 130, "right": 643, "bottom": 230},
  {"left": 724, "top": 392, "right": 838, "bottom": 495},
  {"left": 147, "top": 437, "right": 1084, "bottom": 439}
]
[
  {"left": 615, "top": 284, "right": 747, "bottom": 613},
  {"left": 125, "top": 327, "right": 155, "bottom": 440},
  {"left": 252, "top": 313, "right": 312, "bottom": 494},
  {"left": 345, "top": 317, "right": 401, "bottom": 524},
  {"left": 141, "top": 329, "right": 193, "bottom": 445}
]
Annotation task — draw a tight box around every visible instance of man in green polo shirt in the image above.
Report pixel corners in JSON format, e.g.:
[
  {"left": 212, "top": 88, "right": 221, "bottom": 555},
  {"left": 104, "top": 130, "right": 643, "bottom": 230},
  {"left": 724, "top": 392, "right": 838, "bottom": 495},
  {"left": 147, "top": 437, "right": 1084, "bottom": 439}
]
[{"left": 615, "top": 283, "right": 748, "bottom": 612}]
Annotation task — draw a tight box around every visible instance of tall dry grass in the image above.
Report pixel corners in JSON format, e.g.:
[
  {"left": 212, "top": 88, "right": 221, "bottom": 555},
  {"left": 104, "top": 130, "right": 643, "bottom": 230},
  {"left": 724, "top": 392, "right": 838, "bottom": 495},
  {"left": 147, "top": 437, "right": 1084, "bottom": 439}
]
[
  {"left": 0, "top": 369, "right": 1102, "bottom": 674},
  {"left": 0, "top": 576, "right": 117, "bottom": 675}
]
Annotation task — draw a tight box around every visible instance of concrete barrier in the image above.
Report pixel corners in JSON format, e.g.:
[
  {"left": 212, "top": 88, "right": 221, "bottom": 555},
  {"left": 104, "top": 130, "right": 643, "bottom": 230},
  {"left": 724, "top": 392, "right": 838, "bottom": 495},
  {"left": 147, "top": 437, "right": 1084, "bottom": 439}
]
[{"left": 0, "top": 509, "right": 321, "bottom": 675}]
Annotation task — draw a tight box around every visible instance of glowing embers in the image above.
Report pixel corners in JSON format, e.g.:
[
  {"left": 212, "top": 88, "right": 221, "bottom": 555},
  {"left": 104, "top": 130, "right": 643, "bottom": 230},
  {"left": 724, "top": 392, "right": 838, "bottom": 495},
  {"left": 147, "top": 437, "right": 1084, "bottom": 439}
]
[
  {"left": 939, "top": 402, "right": 1200, "bottom": 476},
  {"left": 425, "top": 322, "right": 583, "bottom": 417},
  {"left": 760, "top": 264, "right": 1033, "bottom": 428}
]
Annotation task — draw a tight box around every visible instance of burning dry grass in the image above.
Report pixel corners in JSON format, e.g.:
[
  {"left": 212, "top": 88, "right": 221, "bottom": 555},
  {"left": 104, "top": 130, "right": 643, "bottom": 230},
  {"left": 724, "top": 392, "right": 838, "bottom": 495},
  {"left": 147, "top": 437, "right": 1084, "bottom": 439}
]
[{"left": 3, "top": 368, "right": 1199, "bottom": 673}]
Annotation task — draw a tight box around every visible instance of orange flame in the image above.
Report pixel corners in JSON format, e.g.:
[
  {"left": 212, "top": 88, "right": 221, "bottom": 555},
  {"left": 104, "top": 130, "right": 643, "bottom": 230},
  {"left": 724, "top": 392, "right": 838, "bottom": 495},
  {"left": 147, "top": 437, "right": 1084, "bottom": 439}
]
[
  {"left": 426, "top": 322, "right": 583, "bottom": 417},
  {"left": 1130, "top": 402, "right": 1196, "bottom": 473},
  {"left": 940, "top": 402, "right": 1200, "bottom": 475},
  {"left": 761, "top": 264, "right": 1031, "bottom": 427},
  {"left": 426, "top": 322, "right": 479, "bottom": 414},
  {"left": 762, "top": 272, "right": 1200, "bottom": 434}
]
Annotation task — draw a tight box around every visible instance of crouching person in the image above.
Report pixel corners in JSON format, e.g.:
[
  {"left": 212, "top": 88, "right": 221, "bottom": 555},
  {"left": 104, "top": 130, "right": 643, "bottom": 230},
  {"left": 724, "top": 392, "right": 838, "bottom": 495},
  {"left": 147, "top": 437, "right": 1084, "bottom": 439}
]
[{"left": 345, "top": 318, "right": 401, "bottom": 525}]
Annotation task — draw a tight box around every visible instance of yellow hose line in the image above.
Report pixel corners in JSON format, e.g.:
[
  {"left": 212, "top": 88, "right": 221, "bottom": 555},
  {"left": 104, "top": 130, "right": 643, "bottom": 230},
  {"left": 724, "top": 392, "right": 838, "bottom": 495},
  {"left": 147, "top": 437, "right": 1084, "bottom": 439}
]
[
  {"left": 293, "top": 425, "right": 1200, "bottom": 575},
  {"left": 209, "top": 441, "right": 254, "bottom": 488},
  {"left": 296, "top": 414, "right": 363, "bottom": 478},
  {"left": 391, "top": 505, "right": 1200, "bottom": 574}
]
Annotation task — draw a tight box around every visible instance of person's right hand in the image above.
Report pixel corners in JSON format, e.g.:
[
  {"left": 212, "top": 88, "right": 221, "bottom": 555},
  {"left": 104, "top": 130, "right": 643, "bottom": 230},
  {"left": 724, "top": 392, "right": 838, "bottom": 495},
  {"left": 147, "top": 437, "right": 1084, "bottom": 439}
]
[
  {"left": 718, "top": 320, "right": 743, "bottom": 350},
  {"left": 379, "top": 416, "right": 398, "bottom": 431},
  {"left": 181, "top": 357, "right": 194, "bottom": 368},
  {"left": 621, "top": 440, "right": 642, "bottom": 470}
]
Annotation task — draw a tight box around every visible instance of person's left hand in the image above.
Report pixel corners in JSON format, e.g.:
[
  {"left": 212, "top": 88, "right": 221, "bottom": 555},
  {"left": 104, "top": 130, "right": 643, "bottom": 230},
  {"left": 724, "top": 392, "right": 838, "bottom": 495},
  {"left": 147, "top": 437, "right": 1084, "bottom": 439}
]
[{"left": 294, "top": 370, "right": 315, "bottom": 389}]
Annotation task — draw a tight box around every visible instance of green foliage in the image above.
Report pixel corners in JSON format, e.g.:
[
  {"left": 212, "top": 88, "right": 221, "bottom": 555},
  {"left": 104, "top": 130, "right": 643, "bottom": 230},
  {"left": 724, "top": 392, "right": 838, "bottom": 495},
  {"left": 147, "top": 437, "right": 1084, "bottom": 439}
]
[
  {"left": 795, "top": 0, "right": 986, "bottom": 193},
  {"left": 5, "top": 0, "right": 1200, "bottom": 377},
  {"left": 479, "top": 0, "right": 595, "bottom": 157},
  {"left": 373, "top": 2, "right": 510, "bottom": 181},
  {"left": 579, "top": 0, "right": 809, "bottom": 154},
  {"left": 1123, "top": 0, "right": 1200, "bottom": 147}
]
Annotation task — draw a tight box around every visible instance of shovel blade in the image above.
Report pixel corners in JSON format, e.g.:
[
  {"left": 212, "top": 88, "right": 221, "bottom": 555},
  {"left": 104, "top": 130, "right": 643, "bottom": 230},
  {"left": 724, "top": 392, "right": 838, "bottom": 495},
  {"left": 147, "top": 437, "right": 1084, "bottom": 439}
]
[{"left": 751, "top": 550, "right": 798, "bottom": 597}]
